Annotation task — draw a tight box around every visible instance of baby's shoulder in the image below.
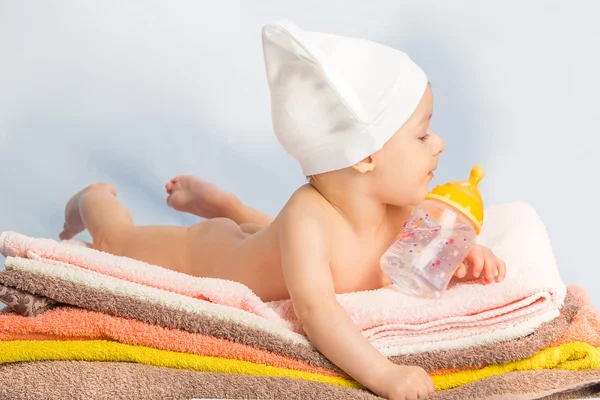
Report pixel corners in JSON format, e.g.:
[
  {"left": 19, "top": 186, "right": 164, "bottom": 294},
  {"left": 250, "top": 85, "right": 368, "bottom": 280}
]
[
  {"left": 277, "top": 185, "right": 334, "bottom": 229},
  {"left": 274, "top": 185, "right": 336, "bottom": 255}
]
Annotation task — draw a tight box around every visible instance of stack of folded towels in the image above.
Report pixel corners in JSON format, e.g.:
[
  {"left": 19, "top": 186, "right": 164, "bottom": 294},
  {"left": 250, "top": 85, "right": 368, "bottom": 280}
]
[{"left": 1, "top": 202, "right": 599, "bottom": 399}]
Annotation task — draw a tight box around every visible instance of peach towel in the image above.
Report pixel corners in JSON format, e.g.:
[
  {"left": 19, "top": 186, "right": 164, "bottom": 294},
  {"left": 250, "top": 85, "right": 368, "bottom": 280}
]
[{"left": 0, "top": 307, "right": 339, "bottom": 378}]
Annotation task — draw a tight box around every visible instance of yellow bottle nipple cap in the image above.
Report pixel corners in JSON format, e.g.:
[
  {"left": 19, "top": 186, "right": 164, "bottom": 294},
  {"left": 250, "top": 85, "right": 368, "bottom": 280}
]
[{"left": 425, "top": 166, "right": 485, "bottom": 234}]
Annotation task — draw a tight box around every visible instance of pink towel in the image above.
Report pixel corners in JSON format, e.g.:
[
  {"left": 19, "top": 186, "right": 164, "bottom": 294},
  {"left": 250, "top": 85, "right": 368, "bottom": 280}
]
[
  {"left": 0, "top": 231, "right": 293, "bottom": 329},
  {"left": 0, "top": 202, "right": 566, "bottom": 351}
]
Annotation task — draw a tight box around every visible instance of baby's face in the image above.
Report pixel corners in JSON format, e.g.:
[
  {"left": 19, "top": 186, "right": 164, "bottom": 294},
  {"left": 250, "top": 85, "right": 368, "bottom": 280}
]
[{"left": 371, "top": 85, "right": 445, "bottom": 206}]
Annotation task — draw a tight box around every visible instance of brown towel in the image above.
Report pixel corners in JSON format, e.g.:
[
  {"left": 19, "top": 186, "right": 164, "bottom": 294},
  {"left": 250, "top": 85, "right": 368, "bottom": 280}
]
[
  {"left": 0, "top": 361, "right": 381, "bottom": 400},
  {"left": 0, "top": 361, "right": 599, "bottom": 400},
  {"left": 431, "top": 369, "right": 600, "bottom": 400}
]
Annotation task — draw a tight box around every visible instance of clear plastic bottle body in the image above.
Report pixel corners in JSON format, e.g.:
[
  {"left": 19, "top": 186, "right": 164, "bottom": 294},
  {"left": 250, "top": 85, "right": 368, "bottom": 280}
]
[{"left": 381, "top": 199, "right": 477, "bottom": 298}]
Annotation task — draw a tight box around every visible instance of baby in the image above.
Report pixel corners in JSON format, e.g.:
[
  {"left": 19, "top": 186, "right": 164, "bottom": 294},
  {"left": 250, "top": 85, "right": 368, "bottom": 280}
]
[{"left": 59, "top": 21, "right": 506, "bottom": 400}]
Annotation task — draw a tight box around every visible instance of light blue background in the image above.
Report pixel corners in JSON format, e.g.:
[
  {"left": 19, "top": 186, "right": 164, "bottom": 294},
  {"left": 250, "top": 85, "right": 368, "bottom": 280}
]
[{"left": 1, "top": 1, "right": 598, "bottom": 303}]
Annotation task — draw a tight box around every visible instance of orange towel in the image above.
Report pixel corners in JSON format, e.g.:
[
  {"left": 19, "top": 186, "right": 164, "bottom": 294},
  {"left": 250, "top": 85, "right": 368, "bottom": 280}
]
[{"left": 0, "top": 307, "right": 342, "bottom": 378}]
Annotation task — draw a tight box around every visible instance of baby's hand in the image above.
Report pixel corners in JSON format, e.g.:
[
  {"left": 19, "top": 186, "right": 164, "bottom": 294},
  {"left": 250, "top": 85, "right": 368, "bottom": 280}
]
[
  {"left": 377, "top": 364, "right": 435, "bottom": 400},
  {"left": 453, "top": 244, "right": 506, "bottom": 284}
]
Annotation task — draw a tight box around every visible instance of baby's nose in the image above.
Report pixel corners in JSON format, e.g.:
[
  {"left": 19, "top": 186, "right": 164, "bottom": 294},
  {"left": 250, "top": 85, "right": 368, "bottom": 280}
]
[{"left": 434, "top": 134, "right": 445, "bottom": 155}]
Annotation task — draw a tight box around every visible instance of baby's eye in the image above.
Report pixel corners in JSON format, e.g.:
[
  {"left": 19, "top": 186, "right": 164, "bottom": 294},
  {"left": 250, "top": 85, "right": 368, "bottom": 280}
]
[{"left": 418, "top": 134, "right": 430, "bottom": 142}]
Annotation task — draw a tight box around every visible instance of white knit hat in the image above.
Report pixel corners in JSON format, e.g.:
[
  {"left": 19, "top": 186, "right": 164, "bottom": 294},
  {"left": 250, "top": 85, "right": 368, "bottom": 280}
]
[{"left": 262, "top": 20, "right": 428, "bottom": 176}]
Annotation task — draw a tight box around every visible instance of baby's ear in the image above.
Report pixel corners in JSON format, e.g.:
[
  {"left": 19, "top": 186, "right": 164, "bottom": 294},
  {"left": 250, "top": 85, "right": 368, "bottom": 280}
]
[{"left": 351, "top": 156, "right": 376, "bottom": 174}]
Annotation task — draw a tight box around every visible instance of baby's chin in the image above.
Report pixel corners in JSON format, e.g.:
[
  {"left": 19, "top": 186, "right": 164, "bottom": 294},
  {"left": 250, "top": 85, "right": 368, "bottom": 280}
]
[
  {"left": 399, "top": 194, "right": 427, "bottom": 208},
  {"left": 380, "top": 185, "right": 428, "bottom": 207},
  {"left": 415, "top": 184, "right": 430, "bottom": 202}
]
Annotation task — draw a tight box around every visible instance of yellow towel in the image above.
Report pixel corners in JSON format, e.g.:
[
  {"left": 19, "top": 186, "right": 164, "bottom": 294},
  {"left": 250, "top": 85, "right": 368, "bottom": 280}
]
[
  {"left": 432, "top": 341, "right": 600, "bottom": 390},
  {"left": 0, "top": 340, "right": 599, "bottom": 391},
  {"left": 0, "top": 340, "right": 362, "bottom": 389}
]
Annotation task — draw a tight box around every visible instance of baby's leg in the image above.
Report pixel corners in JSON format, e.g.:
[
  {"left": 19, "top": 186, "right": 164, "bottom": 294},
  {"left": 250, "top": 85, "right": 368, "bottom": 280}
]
[
  {"left": 59, "top": 182, "right": 244, "bottom": 275},
  {"left": 165, "top": 175, "right": 274, "bottom": 234},
  {"left": 59, "top": 182, "right": 132, "bottom": 245}
]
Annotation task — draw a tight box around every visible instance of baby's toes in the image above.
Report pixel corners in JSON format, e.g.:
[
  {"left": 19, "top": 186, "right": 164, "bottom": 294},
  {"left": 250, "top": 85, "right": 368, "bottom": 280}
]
[
  {"left": 166, "top": 190, "right": 188, "bottom": 211},
  {"left": 166, "top": 192, "right": 176, "bottom": 208},
  {"left": 165, "top": 176, "right": 180, "bottom": 194}
]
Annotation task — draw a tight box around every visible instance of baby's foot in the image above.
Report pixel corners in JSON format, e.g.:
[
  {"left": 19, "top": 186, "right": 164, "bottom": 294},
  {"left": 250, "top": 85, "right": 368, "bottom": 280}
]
[
  {"left": 59, "top": 183, "right": 116, "bottom": 241},
  {"left": 165, "top": 175, "right": 236, "bottom": 219}
]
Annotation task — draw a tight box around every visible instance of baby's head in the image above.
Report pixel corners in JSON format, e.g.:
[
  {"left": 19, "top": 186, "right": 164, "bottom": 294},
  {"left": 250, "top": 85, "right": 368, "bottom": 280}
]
[{"left": 262, "top": 21, "right": 445, "bottom": 206}]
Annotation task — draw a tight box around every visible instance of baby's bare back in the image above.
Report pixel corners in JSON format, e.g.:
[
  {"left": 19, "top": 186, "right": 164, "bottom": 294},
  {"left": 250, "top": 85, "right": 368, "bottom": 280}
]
[{"left": 184, "top": 185, "right": 395, "bottom": 302}]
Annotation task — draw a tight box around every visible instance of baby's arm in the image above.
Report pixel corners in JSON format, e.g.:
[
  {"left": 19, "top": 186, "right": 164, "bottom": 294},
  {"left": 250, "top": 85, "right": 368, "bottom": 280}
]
[{"left": 279, "top": 204, "right": 434, "bottom": 400}]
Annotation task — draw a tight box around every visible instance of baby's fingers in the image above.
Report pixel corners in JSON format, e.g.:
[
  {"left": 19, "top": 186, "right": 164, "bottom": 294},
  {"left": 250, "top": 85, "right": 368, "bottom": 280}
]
[
  {"left": 468, "top": 248, "right": 485, "bottom": 279},
  {"left": 483, "top": 252, "right": 496, "bottom": 283},
  {"left": 454, "top": 263, "right": 467, "bottom": 278},
  {"left": 496, "top": 259, "right": 507, "bottom": 282}
]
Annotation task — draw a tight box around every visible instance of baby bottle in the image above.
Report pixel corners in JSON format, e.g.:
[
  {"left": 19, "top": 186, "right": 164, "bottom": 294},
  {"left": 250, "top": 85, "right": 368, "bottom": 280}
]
[{"left": 380, "top": 166, "right": 485, "bottom": 298}]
